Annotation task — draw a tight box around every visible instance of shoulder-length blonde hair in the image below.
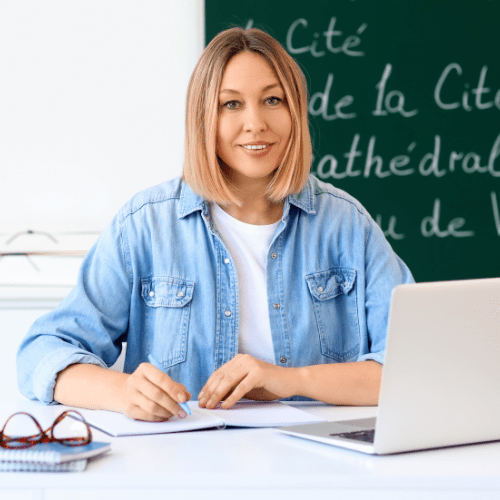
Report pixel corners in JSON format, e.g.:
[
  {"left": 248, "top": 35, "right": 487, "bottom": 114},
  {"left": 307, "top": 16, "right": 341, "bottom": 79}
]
[{"left": 182, "top": 27, "right": 312, "bottom": 206}]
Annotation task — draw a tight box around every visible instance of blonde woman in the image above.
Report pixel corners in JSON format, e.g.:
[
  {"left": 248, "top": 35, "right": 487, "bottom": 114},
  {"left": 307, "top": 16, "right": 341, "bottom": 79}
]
[{"left": 17, "top": 28, "right": 413, "bottom": 421}]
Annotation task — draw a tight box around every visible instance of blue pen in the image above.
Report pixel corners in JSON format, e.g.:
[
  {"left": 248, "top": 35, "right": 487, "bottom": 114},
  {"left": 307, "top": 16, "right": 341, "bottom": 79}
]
[{"left": 147, "top": 354, "right": 191, "bottom": 415}]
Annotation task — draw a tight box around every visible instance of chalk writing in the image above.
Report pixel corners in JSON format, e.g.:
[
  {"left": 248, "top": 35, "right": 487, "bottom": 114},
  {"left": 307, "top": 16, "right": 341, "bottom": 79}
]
[
  {"left": 308, "top": 74, "right": 356, "bottom": 120},
  {"left": 312, "top": 133, "right": 500, "bottom": 180},
  {"left": 373, "top": 64, "right": 418, "bottom": 118},
  {"left": 421, "top": 199, "right": 474, "bottom": 238},
  {"left": 491, "top": 192, "right": 500, "bottom": 237},
  {"left": 375, "top": 215, "right": 405, "bottom": 240},
  {"left": 434, "top": 64, "right": 500, "bottom": 111},
  {"left": 276, "top": 10, "right": 499, "bottom": 259},
  {"left": 286, "top": 17, "right": 367, "bottom": 58}
]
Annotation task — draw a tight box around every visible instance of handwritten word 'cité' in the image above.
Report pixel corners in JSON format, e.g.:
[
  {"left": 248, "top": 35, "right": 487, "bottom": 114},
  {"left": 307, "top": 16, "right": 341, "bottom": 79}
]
[
  {"left": 286, "top": 17, "right": 367, "bottom": 58},
  {"left": 435, "top": 63, "right": 500, "bottom": 112}
]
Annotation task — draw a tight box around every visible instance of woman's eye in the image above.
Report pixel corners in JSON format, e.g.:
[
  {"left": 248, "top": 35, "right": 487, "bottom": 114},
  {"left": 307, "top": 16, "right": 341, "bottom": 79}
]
[
  {"left": 222, "top": 100, "right": 240, "bottom": 109},
  {"left": 265, "top": 96, "right": 282, "bottom": 106}
]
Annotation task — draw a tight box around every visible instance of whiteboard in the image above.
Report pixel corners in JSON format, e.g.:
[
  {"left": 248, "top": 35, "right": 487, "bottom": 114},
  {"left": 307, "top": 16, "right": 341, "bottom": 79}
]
[{"left": 0, "top": 0, "right": 203, "bottom": 233}]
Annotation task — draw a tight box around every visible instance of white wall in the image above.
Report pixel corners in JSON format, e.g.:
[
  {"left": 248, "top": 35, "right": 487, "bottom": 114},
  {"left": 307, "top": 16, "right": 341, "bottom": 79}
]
[{"left": 0, "top": 0, "right": 203, "bottom": 233}]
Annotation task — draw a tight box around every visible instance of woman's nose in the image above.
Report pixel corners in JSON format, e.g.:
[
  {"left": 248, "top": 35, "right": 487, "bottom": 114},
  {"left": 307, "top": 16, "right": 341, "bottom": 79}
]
[{"left": 243, "top": 105, "right": 267, "bottom": 133}]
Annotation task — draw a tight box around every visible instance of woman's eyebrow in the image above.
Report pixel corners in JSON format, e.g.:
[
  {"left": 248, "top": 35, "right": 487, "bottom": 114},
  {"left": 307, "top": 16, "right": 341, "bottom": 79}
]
[{"left": 219, "top": 83, "right": 283, "bottom": 95}]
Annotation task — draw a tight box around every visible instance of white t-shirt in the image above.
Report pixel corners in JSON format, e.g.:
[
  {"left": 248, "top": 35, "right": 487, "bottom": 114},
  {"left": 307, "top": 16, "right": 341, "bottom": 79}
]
[{"left": 211, "top": 203, "right": 280, "bottom": 364}]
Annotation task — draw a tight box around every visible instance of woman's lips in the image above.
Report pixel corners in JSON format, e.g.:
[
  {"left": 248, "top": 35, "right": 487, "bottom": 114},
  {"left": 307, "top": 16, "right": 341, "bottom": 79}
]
[{"left": 239, "top": 143, "right": 274, "bottom": 157}]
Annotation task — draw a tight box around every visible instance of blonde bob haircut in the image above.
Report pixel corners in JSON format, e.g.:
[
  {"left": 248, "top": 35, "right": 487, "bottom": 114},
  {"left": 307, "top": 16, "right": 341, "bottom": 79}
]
[{"left": 182, "top": 27, "right": 312, "bottom": 206}]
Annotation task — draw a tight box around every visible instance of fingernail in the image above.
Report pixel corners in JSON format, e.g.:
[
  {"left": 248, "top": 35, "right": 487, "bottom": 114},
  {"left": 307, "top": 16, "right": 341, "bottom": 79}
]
[
  {"left": 177, "top": 392, "right": 186, "bottom": 403},
  {"left": 178, "top": 410, "right": 187, "bottom": 419}
]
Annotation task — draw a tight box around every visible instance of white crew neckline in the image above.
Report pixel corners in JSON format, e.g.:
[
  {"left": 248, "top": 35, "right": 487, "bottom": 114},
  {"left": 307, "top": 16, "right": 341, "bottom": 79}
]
[{"left": 211, "top": 203, "right": 281, "bottom": 235}]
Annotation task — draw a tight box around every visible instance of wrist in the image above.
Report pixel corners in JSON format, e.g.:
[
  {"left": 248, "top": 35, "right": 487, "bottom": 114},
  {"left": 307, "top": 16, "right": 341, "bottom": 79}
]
[
  {"left": 276, "top": 365, "right": 307, "bottom": 399},
  {"left": 288, "top": 365, "right": 308, "bottom": 398}
]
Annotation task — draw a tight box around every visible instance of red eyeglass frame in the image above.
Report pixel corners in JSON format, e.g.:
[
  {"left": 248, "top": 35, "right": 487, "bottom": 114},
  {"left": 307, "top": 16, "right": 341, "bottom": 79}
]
[{"left": 0, "top": 410, "right": 92, "bottom": 449}]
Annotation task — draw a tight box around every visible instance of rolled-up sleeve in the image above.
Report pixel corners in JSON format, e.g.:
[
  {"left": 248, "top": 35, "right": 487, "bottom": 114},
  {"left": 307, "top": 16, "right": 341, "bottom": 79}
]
[
  {"left": 17, "top": 212, "right": 132, "bottom": 404},
  {"left": 358, "top": 217, "right": 414, "bottom": 365}
]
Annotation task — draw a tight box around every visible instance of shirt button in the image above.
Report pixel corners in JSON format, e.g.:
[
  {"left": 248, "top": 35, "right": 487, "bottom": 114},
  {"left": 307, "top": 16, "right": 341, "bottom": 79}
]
[
  {"left": 271, "top": 252, "right": 277, "bottom": 259},
  {"left": 177, "top": 291, "right": 185, "bottom": 297},
  {"left": 224, "top": 258, "right": 230, "bottom": 264},
  {"left": 224, "top": 310, "right": 231, "bottom": 317},
  {"left": 280, "top": 356, "right": 287, "bottom": 364},
  {"left": 317, "top": 286, "right": 324, "bottom": 293},
  {"left": 149, "top": 291, "right": 155, "bottom": 298},
  {"left": 274, "top": 303, "right": 280, "bottom": 309}
]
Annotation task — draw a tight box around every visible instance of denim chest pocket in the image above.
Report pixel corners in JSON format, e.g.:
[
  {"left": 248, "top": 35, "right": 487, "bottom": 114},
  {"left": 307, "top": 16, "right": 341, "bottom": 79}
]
[
  {"left": 141, "top": 276, "right": 194, "bottom": 367},
  {"left": 305, "top": 268, "right": 360, "bottom": 362}
]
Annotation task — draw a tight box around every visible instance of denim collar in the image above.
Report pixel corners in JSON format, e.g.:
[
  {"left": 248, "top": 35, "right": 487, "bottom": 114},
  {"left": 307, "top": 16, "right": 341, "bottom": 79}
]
[{"left": 178, "top": 176, "right": 316, "bottom": 220}]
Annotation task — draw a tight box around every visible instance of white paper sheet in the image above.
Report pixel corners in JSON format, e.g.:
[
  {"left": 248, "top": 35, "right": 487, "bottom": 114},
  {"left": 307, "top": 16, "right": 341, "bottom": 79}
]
[{"left": 73, "top": 401, "right": 326, "bottom": 437}]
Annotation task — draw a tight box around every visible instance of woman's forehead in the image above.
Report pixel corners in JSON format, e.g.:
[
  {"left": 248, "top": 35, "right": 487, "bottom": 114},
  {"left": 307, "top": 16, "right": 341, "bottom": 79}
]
[{"left": 220, "top": 52, "right": 283, "bottom": 94}]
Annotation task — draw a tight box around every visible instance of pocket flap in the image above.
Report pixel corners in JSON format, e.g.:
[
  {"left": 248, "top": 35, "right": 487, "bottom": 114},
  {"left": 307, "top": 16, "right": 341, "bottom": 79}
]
[
  {"left": 141, "top": 277, "right": 194, "bottom": 307},
  {"left": 306, "top": 268, "right": 356, "bottom": 301}
]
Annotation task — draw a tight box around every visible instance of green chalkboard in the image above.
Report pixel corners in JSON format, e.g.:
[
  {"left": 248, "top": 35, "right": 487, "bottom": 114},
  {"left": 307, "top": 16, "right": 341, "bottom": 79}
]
[{"left": 205, "top": 0, "right": 500, "bottom": 282}]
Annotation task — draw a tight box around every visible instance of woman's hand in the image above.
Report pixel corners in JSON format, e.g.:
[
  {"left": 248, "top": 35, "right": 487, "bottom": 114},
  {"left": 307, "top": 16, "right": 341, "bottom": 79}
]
[
  {"left": 197, "top": 354, "right": 298, "bottom": 409},
  {"left": 122, "top": 363, "right": 191, "bottom": 421}
]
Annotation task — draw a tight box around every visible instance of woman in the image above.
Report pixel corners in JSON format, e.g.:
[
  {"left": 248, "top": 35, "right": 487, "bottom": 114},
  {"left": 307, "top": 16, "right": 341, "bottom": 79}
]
[{"left": 17, "top": 28, "right": 413, "bottom": 421}]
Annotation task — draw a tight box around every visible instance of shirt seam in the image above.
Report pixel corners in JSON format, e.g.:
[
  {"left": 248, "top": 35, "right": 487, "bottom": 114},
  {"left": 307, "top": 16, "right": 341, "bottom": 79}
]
[
  {"left": 119, "top": 217, "right": 133, "bottom": 291},
  {"left": 118, "top": 195, "right": 181, "bottom": 224},
  {"left": 312, "top": 189, "right": 369, "bottom": 218}
]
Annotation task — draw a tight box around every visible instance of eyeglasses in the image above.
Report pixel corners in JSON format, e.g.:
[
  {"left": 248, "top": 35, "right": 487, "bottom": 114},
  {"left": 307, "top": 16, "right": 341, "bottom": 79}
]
[
  {"left": 5, "top": 230, "right": 59, "bottom": 245},
  {"left": 0, "top": 410, "right": 92, "bottom": 449}
]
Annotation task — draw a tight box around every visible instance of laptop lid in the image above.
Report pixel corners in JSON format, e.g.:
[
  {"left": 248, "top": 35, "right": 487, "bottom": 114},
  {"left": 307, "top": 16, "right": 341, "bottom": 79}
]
[{"left": 374, "top": 278, "right": 500, "bottom": 454}]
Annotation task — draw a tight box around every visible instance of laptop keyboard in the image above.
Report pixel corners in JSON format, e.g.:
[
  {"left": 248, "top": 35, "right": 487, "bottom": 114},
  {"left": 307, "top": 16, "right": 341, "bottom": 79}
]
[{"left": 329, "top": 429, "right": 375, "bottom": 443}]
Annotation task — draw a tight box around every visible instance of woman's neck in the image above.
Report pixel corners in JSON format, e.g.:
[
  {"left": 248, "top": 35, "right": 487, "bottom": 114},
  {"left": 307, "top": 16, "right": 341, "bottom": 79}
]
[
  {"left": 219, "top": 196, "right": 283, "bottom": 225},
  {"left": 220, "top": 169, "right": 284, "bottom": 224}
]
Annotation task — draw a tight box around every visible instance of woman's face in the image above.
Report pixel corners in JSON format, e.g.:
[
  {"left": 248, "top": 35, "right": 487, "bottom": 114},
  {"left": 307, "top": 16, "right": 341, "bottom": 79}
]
[{"left": 216, "top": 51, "right": 292, "bottom": 189}]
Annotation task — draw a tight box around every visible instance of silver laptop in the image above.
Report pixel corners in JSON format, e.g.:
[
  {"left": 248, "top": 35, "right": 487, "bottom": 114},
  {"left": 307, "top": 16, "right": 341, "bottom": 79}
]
[{"left": 278, "top": 278, "right": 500, "bottom": 454}]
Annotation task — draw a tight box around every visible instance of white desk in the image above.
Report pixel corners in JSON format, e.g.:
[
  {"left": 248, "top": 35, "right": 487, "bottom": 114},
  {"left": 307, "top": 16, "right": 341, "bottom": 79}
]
[{"left": 1, "top": 399, "right": 499, "bottom": 500}]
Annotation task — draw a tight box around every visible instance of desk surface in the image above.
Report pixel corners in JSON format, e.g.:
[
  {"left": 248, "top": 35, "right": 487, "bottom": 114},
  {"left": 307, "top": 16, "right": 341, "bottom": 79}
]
[{"left": 1, "top": 399, "right": 500, "bottom": 500}]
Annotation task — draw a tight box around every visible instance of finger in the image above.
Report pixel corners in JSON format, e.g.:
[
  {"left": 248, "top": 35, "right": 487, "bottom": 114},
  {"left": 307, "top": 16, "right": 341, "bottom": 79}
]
[
  {"left": 137, "top": 365, "right": 191, "bottom": 416},
  {"left": 199, "top": 369, "right": 232, "bottom": 406},
  {"left": 220, "top": 375, "right": 256, "bottom": 409},
  {"left": 198, "top": 367, "right": 223, "bottom": 406},
  {"left": 125, "top": 391, "right": 174, "bottom": 421},
  {"left": 146, "top": 363, "right": 191, "bottom": 398},
  {"left": 144, "top": 364, "right": 191, "bottom": 401},
  {"left": 198, "top": 354, "right": 249, "bottom": 408},
  {"left": 205, "top": 369, "right": 248, "bottom": 409},
  {"left": 135, "top": 378, "right": 181, "bottom": 416},
  {"left": 198, "top": 375, "right": 218, "bottom": 405},
  {"left": 198, "top": 355, "right": 248, "bottom": 407}
]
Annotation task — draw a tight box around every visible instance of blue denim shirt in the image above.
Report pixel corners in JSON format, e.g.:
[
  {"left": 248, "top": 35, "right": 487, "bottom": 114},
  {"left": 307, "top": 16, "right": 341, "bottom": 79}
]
[{"left": 17, "top": 175, "right": 414, "bottom": 404}]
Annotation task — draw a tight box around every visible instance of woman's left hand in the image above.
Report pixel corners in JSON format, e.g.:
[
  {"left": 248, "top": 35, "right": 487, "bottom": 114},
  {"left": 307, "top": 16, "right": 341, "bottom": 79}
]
[{"left": 197, "top": 354, "right": 298, "bottom": 409}]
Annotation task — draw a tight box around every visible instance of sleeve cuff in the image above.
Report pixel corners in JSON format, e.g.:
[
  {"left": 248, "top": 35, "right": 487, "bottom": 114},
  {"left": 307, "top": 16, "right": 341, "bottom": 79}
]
[
  {"left": 32, "top": 347, "right": 108, "bottom": 405},
  {"left": 358, "top": 351, "right": 385, "bottom": 365}
]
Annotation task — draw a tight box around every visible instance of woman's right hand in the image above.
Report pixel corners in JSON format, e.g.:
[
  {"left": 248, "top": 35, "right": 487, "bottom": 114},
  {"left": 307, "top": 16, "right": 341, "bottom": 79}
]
[
  {"left": 122, "top": 363, "right": 192, "bottom": 421},
  {"left": 54, "top": 362, "right": 190, "bottom": 421}
]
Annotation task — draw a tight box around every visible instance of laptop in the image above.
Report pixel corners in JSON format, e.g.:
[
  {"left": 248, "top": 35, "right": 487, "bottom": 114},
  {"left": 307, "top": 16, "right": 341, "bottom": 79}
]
[{"left": 278, "top": 278, "right": 500, "bottom": 454}]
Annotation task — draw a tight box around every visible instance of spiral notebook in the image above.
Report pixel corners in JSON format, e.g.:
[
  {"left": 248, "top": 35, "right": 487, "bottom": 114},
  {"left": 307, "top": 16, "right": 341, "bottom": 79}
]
[
  {"left": 0, "top": 441, "right": 111, "bottom": 465},
  {"left": 0, "top": 458, "right": 88, "bottom": 472}
]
